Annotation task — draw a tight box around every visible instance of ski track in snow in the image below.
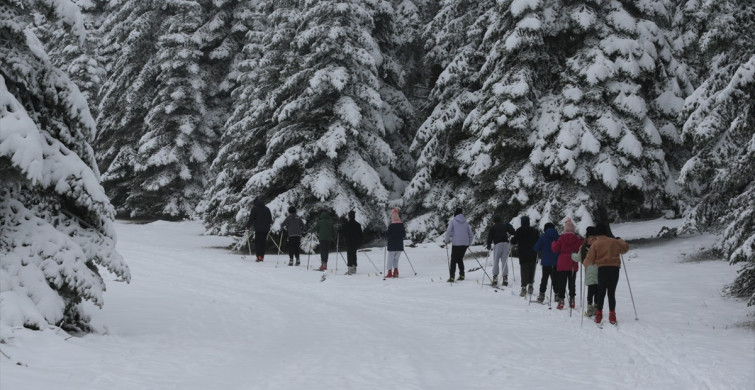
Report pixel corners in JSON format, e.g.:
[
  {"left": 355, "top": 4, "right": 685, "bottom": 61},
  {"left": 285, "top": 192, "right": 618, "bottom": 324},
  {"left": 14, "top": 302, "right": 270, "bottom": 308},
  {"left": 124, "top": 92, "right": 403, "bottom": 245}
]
[{"left": 1, "top": 219, "right": 753, "bottom": 390}]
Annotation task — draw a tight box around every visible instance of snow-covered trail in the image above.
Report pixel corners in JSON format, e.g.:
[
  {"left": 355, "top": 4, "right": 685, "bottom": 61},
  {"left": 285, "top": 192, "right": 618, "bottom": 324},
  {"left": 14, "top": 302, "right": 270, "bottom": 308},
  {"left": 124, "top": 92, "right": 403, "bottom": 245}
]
[{"left": 1, "top": 220, "right": 753, "bottom": 390}]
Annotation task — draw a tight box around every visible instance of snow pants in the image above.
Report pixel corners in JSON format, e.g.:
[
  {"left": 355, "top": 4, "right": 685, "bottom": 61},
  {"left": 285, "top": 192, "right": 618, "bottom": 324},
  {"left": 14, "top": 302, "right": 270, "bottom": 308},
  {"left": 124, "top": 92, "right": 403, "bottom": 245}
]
[
  {"left": 597, "top": 266, "right": 620, "bottom": 311},
  {"left": 539, "top": 265, "right": 556, "bottom": 294},
  {"left": 519, "top": 253, "right": 537, "bottom": 287},
  {"left": 450, "top": 245, "right": 467, "bottom": 278},
  {"left": 555, "top": 270, "right": 576, "bottom": 301},
  {"left": 492, "top": 242, "right": 510, "bottom": 277},
  {"left": 288, "top": 236, "right": 301, "bottom": 260},
  {"left": 255, "top": 231, "right": 269, "bottom": 259},
  {"left": 587, "top": 284, "right": 598, "bottom": 305},
  {"left": 387, "top": 251, "right": 401, "bottom": 270},
  {"left": 347, "top": 245, "right": 358, "bottom": 267},
  {"left": 319, "top": 240, "right": 331, "bottom": 263}
]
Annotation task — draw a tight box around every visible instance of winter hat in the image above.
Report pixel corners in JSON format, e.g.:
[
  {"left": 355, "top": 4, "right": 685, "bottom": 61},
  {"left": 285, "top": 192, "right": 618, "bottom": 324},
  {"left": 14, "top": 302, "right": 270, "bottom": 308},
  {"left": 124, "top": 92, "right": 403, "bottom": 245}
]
[
  {"left": 454, "top": 208, "right": 463, "bottom": 216},
  {"left": 288, "top": 206, "right": 297, "bottom": 214},
  {"left": 563, "top": 218, "right": 576, "bottom": 233},
  {"left": 348, "top": 210, "right": 356, "bottom": 220},
  {"left": 544, "top": 222, "right": 555, "bottom": 231},
  {"left": 585, "top": 226, "right": 596, "bottom": 238},
  {"left": 391, "top": 208, "right": 401, "bottom": 223}
]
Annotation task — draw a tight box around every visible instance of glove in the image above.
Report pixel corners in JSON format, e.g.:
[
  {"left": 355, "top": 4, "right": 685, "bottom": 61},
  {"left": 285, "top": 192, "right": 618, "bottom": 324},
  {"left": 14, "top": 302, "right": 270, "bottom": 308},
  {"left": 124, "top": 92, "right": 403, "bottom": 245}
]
[{"left": 486, "top": 244, "right": 491, "bottom": 250}]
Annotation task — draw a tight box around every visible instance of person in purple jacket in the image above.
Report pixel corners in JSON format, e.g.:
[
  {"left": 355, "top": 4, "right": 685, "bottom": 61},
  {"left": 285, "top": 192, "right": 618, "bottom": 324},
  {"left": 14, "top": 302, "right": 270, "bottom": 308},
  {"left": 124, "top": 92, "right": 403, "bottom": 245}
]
[
  {"left": 533, "top": 222, "right": 559, "bottom": 303},
  {"left": 444, "top": 208, "right": 474, "bottom": 282}
]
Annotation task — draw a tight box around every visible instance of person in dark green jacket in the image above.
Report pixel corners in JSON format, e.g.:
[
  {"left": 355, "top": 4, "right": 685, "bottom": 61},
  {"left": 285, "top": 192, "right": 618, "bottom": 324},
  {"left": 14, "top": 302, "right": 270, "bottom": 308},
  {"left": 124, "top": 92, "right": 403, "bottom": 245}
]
[{"left": 312, "top": 211, "right": 337, "bottom": 271}]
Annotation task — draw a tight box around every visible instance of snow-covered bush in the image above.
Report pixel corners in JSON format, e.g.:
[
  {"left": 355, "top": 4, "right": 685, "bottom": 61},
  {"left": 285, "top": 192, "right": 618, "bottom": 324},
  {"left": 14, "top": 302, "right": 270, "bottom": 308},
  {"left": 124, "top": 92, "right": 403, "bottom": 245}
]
[{"left": 0, "top": 0, "right": 130, "bottom": 333}]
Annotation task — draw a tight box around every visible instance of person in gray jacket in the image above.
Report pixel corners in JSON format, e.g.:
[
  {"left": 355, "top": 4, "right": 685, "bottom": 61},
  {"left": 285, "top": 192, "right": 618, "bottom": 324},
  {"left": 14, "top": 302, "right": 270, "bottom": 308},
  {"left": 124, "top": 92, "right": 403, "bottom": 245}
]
[
  {"left": 281, "top": 206, "right": 305, "bottom": 266},
  {"left": 443, "top": 208, "right": 474, "bottom": 282}
]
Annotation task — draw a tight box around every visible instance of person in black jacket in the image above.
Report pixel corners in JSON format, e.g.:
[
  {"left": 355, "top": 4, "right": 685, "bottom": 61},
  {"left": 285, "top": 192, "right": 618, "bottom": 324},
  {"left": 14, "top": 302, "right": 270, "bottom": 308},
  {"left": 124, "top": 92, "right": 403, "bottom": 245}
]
[
  {"left": 384, "top": 208, "right": 406, "bottom": 278},
  {"left": 486, "top": 215, "right": 516, "bottom": 286},
  {"left": 510, "top": 215, "right": 540, "bottom": 296},
  {"left": 342, "top": 210, "right": 363, "bottom": 275},
  {"left": 245, "top": 197, "right": 272, "bottom": 262},
  {"left": 281, "top": 206, "right": 305, "bottom": 266}
]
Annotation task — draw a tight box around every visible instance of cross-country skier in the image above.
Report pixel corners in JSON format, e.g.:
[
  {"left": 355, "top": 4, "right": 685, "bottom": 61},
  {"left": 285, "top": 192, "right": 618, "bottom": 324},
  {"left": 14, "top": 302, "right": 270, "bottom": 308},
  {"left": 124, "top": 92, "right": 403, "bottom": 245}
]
[
  {"left": 245, "top": 197, "right": 272, "bottom": 262},
  {"left": 343, "top": 210, "right": 363, "bottom": 275},
  {"left": 583, "top": 223, "right": 629, "bottom": 324},
  {"left": 444, "top": 208, "right": 474, "bottom": 282},
  {"left": 571, "top": 226, "right": 598, "bottom": 316},
  {"left": 551, "top": 218, "right": 584, "bottom": 309},
  {"left": 486, "top": 215, "right": 515, "bottom": 286},
  {"left": 312, "top": 211, "right": 337, "bottom": 271},
  {"left": 384, "top": 208, "right": 406, "bottom": 278},
  {"left": 281, "top": 206, "right": 305, "bottom": 266},
  {"left": 510, "top": 216, "right": 539, "bottom": 296},
  {"left": 533, "top": 222, "right": 559, "bottom": 302}
]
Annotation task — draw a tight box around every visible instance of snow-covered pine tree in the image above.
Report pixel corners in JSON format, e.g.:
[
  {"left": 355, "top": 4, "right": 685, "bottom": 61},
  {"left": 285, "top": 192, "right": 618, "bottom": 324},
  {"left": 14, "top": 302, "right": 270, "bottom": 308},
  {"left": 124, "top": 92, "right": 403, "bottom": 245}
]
[
  {"left": 521, "top": 0, "right": 692, "bottom": 228},
  {"left": 0, "top": 0, "right": 130, "bottom": 332},
  {"left": 677, "top": 0, "right": 755, "bottom": 305},
  {"left": 128, "top": 0, "right": 216, "bottom": 217},
  {"left": 32, "top": 0, "right": 108, "bottom": 117},
  {"left": 202, "top": 0, "right": 416, "bottom": 235},
  {"left": 95, "top": 0, "right": 163, "bottom": 216},
  {"left": 403, "top": 0, "right": 494, "bottom": 240},
  {"left": 96, "top": 0, "right": 223, "bottom": 219},
  {"left": 456, "top": 0, "right": 565, "bottom": 231}
]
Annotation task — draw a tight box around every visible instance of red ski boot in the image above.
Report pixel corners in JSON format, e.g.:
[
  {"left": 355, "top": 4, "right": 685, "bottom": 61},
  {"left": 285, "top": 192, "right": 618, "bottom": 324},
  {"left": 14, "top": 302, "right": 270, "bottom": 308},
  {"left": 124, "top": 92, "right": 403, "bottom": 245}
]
[
  {"left": 385, "top": 269, "right": 393, "bottom": 278},
  {"left": 609, "top": 310, "right": 617, "bottom": 324},
  {"left": 557, "top": 300, "right": 565, "bottom": 310},
  {"left": 393, "top": 268, "right": 399, "bottom": 278},
  {"left": 595, "top": 310, "right": 603, "bottom": 324}
]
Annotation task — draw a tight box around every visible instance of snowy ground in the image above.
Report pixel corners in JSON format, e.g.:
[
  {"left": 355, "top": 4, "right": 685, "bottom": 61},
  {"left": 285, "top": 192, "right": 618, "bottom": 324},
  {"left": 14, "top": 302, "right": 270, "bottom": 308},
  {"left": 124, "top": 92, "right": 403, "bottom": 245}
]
[{"left": 1, "top": 218, "right": 753, "bottom": 390}]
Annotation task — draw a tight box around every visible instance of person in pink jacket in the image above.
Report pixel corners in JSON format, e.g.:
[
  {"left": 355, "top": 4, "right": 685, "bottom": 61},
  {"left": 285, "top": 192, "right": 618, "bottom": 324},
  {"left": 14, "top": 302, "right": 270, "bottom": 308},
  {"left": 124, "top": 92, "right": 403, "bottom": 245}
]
[{"left": 551, "top": 218, "right": 584, "bottom": 310}]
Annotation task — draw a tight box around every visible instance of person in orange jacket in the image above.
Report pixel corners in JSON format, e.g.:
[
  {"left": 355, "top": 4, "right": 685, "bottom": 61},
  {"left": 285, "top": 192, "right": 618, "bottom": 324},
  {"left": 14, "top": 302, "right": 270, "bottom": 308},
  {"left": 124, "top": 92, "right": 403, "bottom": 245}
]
[{"left": 583, "top": 223, "right": 629, "bottom": 325}]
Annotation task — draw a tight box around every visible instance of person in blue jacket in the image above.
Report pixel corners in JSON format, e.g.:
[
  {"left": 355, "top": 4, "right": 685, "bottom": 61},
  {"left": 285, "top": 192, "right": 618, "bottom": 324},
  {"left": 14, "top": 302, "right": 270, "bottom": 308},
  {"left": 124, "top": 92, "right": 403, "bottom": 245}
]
[{"left": 533, "top": 222, "right": 559, "bottom": 303}]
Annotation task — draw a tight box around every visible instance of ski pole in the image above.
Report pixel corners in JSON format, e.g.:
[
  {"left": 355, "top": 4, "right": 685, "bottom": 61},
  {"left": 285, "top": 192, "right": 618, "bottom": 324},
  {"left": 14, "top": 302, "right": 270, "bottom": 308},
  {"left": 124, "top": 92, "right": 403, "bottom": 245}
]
[
  {"left": 277, "top": 233, "right": 284, "bottom": 257},
  {"left": 267, "top": 233, "right": 282, "bottom": 254},
  {"left": 465, "top": 246, "right": 493, "bottom": 283},
  {"left": 246, "top": 231, "right": 253, "bottom": 258},
  {"left": 549, "top": 281, "right": 553, "bottom": 309},
  {"left": 509, "top": 244, "right": 516, "bottom": 282},
  {"left": 446, "top": 244, "right": 452, "bottom": 285},
  {"left": 306, "top": 234, "right": 312, "bottom": 270},
  {"left": 580, "top": 263, "right": 585, "bottom": 327},
  {"left": 336, "top": 235, "right": 339, "bottom": 273},
  {"left": 359, "top": 249, "right": 381, "bottom": 274},
  {"left": 570, "top": 268, "right": 576, "bottom": 317},
  {"left": 621, "top": 254, "right": 639, "bottom": 320},
  {"left": 402, "top": 250, "right": 418, "bottom": 275},
  {"left": 482, "top": 248, "right": 490, "bottom": 290},
  {"left": 382, "top": 244, "right": 387, "bottom": 280}
]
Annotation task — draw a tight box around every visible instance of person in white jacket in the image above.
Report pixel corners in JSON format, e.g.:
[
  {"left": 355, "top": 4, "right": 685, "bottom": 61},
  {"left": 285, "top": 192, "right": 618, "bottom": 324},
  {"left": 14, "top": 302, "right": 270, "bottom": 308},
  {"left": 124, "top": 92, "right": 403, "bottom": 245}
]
[{"left": 444, "top": 208, "right": 474, "bottom": 282}]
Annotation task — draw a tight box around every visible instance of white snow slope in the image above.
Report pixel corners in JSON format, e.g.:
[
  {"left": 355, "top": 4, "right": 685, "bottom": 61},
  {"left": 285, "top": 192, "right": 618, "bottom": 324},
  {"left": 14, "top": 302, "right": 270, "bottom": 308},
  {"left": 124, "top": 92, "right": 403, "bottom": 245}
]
[{"left": 1, "top": 219, "right": 753, "bottom": 390}]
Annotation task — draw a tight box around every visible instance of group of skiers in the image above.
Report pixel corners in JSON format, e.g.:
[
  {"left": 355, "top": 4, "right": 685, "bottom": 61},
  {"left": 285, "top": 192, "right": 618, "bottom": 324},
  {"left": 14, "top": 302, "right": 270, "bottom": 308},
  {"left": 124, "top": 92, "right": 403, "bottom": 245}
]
[{"left": 246, "top": 197, "right": 629, "bottom": 324}]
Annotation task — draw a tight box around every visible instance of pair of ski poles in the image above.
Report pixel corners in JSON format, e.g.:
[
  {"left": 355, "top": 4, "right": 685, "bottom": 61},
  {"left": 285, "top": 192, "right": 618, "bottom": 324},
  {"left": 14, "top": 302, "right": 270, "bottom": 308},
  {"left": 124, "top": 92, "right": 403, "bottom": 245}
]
[{"left": 382, "top": 245, "right": 418, "bottom": 277}]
